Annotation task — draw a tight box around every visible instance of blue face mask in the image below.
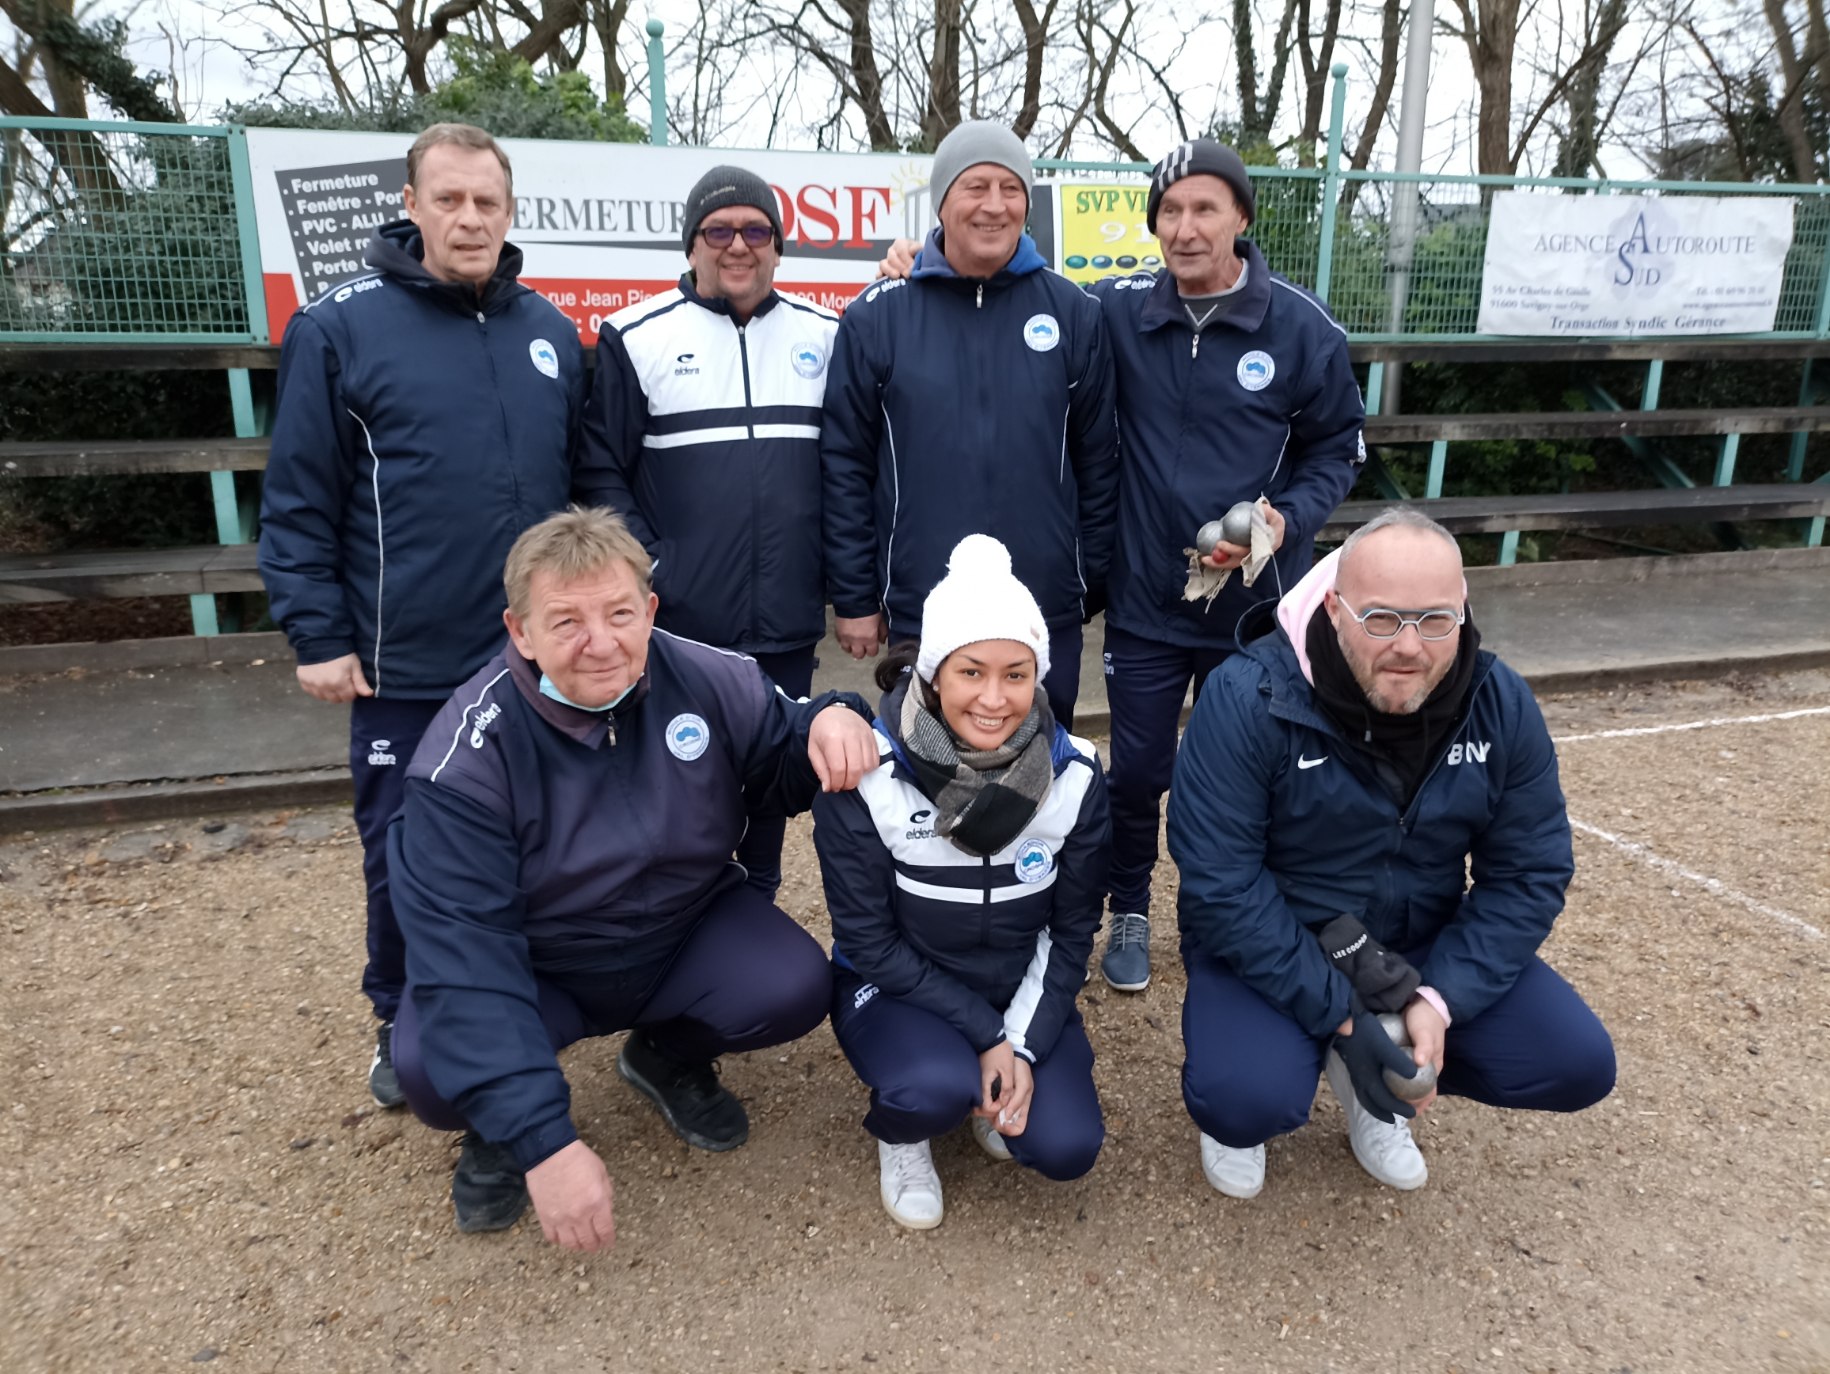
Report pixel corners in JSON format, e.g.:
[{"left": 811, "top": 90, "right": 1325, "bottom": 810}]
[{"left": 538, "top": 673, "right": 634, "bottom": 713}]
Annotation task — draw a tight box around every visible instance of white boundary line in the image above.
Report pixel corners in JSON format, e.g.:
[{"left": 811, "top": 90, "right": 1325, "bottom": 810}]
[
  {"left": 1554, "top": 705, "right": 1830, "bottom": 744},
  {"left": 1568, "top": 818, "right": 1824, "bottom": 940}
]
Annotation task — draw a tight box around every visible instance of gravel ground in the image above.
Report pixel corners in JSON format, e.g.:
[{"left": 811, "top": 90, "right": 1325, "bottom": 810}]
[{"left": 4, "top": 671, "right": 1828, "bottom": 1374}]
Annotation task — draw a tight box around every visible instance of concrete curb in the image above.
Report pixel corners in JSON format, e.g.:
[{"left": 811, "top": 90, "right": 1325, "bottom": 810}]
[{"left": 0, "top": 769, "right": 349, "bottom": 836}]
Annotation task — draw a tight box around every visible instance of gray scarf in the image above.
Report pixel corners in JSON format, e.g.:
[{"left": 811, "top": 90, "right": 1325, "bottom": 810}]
[{"left": 887, "top": 674, "right": 1057, "bottom": 858}]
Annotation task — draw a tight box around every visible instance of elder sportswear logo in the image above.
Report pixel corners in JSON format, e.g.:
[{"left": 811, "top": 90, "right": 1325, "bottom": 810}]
[
  {"left": 470, "top": 702, "right": 503, "bottom": 748},
  {"left": 367, "top": 738, "right": 397, "bottom": 766},
  {"left": 528, "top": 338, "right": 560, "bottom": 379}
]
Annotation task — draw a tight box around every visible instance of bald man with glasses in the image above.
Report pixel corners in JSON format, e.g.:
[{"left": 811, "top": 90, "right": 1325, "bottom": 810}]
[
  {"left": 1165, "top": 507, "right": 1615, "bottom": 1200},
  {"left": 580, "top": 164, "right": 840, "bottom": 900}
]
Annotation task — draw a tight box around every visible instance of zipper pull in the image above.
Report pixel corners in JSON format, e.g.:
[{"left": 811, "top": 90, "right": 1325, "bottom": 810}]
[
  {"left": 606, "top": 718, "right": 617, "bottom": 747},
  {"left": 976, "top": 283, "right": 984, "bottom": 309},
  {"left": 1191, "top": 332, "right": 1200, "bottom": 360}
]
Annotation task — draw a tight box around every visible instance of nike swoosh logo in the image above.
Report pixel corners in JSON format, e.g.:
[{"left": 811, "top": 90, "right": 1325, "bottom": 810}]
[{"left": 1298, "top": 754, "right": 1328, "bottom": 769}]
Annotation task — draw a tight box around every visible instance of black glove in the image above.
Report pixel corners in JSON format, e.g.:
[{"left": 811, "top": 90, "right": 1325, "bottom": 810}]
[
  {"left": 1081, "top": 582, "right": 1108, "bottom": 625},
  {"left": 1318, "top": 914, "right": 1420, "bottom": 1013},
  {"left": 1332, "top": 993, "right": 1419, "bottom": 1123}
]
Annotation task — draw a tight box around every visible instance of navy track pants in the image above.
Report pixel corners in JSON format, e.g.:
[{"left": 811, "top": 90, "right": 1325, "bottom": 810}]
[
  {"left": 736, "top": 645, "right": 817, "bottom": 900},
  {"left": 392, "top": 884, "right": 832, "bottom": 1132},
  {"left": 1101, "top": 624, "right": 1232, "bottom": 917},
  {"left": 1181, "top": 938, "right": 1617, "bottom": 1148},
  {"left": 349, "top": 695, "right": 445, "bottom": 1023},
  {"left": 829, "top": 967, "right": 1104, "bottom": 1181}
]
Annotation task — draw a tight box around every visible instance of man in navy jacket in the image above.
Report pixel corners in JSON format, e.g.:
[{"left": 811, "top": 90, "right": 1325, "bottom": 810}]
[
  {"left": 1167, "top": 508, "right": 1614, "bottom": 1200},
  {"left": 1091, "top": 140, "right": 1364, "bottom": 994},
  {"left": 259, "top": 124, "right": 591, "bottom": 1111},
  {"left": 580, "top": 163, "right": 840, "bottom": 899},
  {"left": 820, "top": 121, "right": 1119, "bottom": 726},
  {"left": 387, "top": 506, "right": 877, "bottom": 1249}
]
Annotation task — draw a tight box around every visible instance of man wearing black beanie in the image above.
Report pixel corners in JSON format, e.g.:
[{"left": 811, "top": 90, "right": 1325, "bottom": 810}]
[
  {"left": 579, "top": 163, "right": 838, "bottom": 900},
  {"left": 1089, "top": 138, "right": 1365, "bottom": 997}
]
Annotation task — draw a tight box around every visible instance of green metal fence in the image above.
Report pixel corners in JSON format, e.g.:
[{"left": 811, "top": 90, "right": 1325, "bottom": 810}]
[
  {"left": 1, "top": 117, "right": 261, "bottom": 342},
  {"left": 5, "top": 67, "right": 1830, "bottom": 343}
]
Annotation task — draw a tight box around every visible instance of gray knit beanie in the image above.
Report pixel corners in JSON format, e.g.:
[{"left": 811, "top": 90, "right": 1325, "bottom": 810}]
[
  {"left": 681, "top": 165, "right": 784, "bottom": 254},
  {"left": 929, "top": 121, "right": 1034, "bottom": 217},
  {"left": 1146, "top": 139, "right": 1256, "bottom": 232}
]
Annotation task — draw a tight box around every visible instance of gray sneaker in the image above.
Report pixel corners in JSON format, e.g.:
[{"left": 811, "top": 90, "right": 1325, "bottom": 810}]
[
  {"left": 1099, "top": 912, "right": 1151, "bottom": 992},
  {"left": 369, "top": 1021, "right": 405, "bottom": 1109}
]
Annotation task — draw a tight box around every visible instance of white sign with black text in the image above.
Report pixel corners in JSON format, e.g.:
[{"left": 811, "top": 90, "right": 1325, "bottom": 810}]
[{"left": 1476, "top": 190, "right": 1795, "bottom": 337}]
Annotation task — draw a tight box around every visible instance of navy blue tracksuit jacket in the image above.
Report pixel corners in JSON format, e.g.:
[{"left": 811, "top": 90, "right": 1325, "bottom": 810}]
[
  {"left": 1166, "top": 601, "right": 1575, "bottom": 1039},
  {"left": 388, "top": 633, "right": 870, "bottom": 1169},
  {"left": 820, "top": 231, "right": 1120, "bottom": 629},
  {"left": 258, "top": 222, "right": 590, "bottom": 697},
  {"left": 1094, "top": 242, "right": 1365, "bottom": 649}
]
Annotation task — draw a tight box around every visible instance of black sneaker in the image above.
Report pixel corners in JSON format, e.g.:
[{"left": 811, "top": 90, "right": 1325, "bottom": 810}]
[
  {"left": 369, "top": 1021, "right": 406, "bottom": 1109},
  {"left": 451, "top": 1132, "right": 529, "bottom": 1233},
  {"left": 616, "top": 1031, "right": 749, "bottom": 1152}
]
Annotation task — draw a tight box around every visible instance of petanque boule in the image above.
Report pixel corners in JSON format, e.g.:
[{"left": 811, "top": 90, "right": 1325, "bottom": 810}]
[
  {"left": 1194, "top": 501, "right": 1260, "bottom": 557},
  {"left": 1377, "top": 1012, "right": 1439, "bottom": 1101}
]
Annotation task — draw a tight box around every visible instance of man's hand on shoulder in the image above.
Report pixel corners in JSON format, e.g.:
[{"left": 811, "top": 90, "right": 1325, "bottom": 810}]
[
  {"left": 296, "top": 653, "right": 373, "bottom": 703},
  {"left": 875, "top": 237, "right": 922, "bottom": 280},
  {"left": 526, "top": 1139, "right": 616, "bottom": 1252},
  {"left": 808, "top": 703, "right": 879, "bottom": 793}
]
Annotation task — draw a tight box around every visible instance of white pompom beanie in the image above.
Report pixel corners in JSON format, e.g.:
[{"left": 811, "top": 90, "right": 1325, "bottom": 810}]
[{"left": 915, "top": 535, "right": 1051, "bottom": 685}]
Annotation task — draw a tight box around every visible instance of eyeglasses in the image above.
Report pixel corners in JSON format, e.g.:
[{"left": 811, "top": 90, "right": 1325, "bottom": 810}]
[
  {"left": 696, "top": 224, "right": 776, "bottom": 249},
  {"left": 1335, "top": 594, "right": 1464, "bottom": 641}
]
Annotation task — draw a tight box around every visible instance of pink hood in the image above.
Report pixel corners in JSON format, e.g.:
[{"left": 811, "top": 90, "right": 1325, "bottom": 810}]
[{"left": 1275, "top": 549, "right": 1340, "bottom": 686}]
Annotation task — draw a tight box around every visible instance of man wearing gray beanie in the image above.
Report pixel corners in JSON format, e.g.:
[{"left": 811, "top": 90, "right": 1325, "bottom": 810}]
[
  {"left": 820, "top": 120, "right": 1118, "bottom": 730},
  {"left": 579, "top": 161, "right": 838, "bottom": 899}
]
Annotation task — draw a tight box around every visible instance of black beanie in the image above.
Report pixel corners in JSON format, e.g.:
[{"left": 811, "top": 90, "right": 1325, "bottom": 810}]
[
  {"left": 681, "top": 165, "right": 784, "bottom": 254},
  {"left": 1145, "top": 139, "right": 1256, "bottom": 233}
]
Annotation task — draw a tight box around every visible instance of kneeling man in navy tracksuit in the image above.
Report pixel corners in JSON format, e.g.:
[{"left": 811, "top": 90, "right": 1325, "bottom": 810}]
[
  {"left": 386, "top": 507, "right": 878, "bottom": 1249},
  {"left": 1168, "top": 507, "right": 1614, "bottom": 1200}
]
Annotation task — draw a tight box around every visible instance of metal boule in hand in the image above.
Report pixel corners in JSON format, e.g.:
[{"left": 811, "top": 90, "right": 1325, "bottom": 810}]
[
  {"left": 1194, "top": 500, "right": 1260, "bottom": 557},
  {"left": 1377, "top": 1012, "right": 1439, "bottom": 1101}
]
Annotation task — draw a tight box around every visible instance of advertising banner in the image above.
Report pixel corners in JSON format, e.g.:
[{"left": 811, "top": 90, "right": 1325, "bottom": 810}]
[
  {"left": 1055, "top": 180, "right": 1160, "bottom": 286},
  {"left": 245, "top": 129, "right": 937, "bottom": 342},
  {"left": 1476, "top": 190, "right": 1796, "bottom": 336}
]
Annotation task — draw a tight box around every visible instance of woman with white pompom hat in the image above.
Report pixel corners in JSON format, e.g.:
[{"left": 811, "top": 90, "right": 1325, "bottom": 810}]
[{"left": 812, "top": 534, "right": 1112, "bottom": 1230}]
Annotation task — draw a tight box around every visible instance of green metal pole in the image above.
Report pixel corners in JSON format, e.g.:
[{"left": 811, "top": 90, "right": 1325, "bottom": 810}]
[
  {"left": 1315, "top": 62, "right": 1349, "bottom": 302},
  {"left": 225, "top": 127, "right": 271, "bottom": 343},
  {"left": 647, "top": 20, "right": 667, "bottom": 147}
]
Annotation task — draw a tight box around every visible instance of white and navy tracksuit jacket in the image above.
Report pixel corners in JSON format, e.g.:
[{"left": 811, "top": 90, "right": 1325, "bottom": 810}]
[
  {"left": 813, "top": 723, "right": 1111, "bottom": 1064},
  {"left": 580, "top": 278, "right": 840, "bottom": 653}
]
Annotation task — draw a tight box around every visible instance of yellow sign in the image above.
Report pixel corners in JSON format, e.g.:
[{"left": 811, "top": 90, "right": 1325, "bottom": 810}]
[{"left": 1057, "top": 181, "right": 1162, "bottom": 286}]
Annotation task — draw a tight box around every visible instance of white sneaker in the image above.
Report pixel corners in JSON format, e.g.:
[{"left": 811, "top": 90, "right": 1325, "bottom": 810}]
[
  {"left": 1325, "top": 1048, "right": 1428, "bottom": 1191},
  {"left": 969, "top": 1114, "right": 1014, "bottom": 1163},
  {"left": 878, "top": 1139, "right": 944, "bottom": 1229},
  {"left": 1199, "top": 1132, "right": 1266, "bottom": 1199}
]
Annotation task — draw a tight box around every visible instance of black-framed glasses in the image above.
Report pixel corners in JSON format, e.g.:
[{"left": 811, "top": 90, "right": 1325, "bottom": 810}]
[
  {"left": 697, "top": 224, "right": 776, "bottom": 249},
  {"left": 1336, "top": 593, "right": 1464, "bottom": 641}
]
